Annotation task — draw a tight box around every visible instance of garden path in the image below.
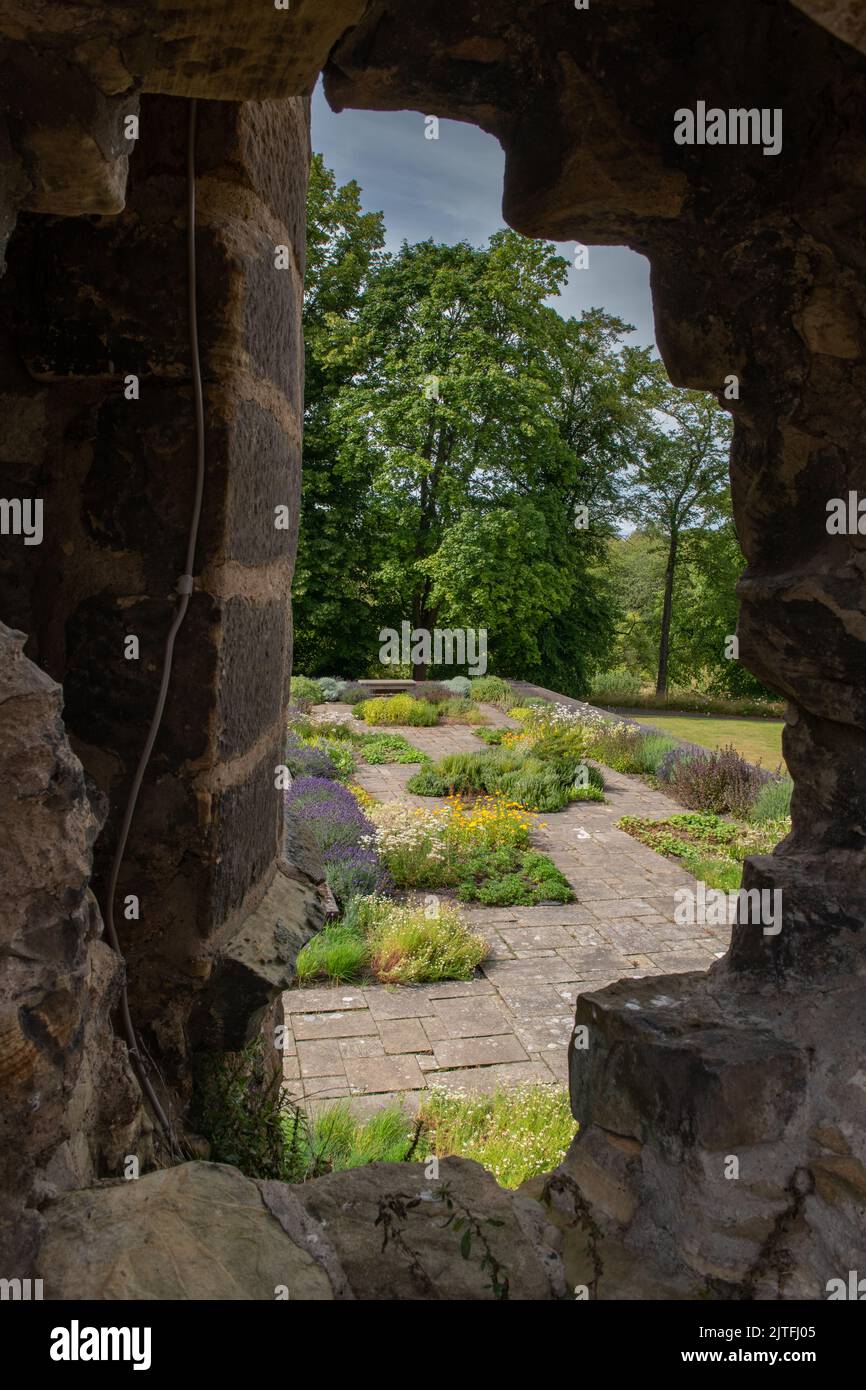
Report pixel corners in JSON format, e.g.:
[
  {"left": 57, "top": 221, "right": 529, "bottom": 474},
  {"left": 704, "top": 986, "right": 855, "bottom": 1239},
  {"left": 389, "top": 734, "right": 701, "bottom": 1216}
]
[{"left": 281, "top": 707, "right": 730, "bottom": 1118}]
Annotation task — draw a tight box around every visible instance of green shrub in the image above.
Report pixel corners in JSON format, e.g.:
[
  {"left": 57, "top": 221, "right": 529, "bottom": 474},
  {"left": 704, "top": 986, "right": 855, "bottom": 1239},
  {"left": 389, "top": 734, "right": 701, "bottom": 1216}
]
[
  {"left": 588, "top": 668, "right": 643, "bottom": 703},
  {"left": 318, "top": 676, "right": 347, "bottom": 702},
  {"left": 587, "top": 723, "right": 645, "bottom": 773},
  {"left": 407, "top": 746, "right": 604, "bottom": 812},
  {"left": 405, "top": 765, "right": 450, "bottom": 796},
  {"left": 362, "top": 694, "right": 439, "bottom": 726},
  {"left": 469, "top": 676, "right": 511, "bottom": 704},
  {"left": 749, "top": 775, "right": 793, "bottom": 823},
  {"left": 658, "top": 744, "right": 768, "bottom": 817},
  {"left": 632, "top": 733, "right": 680, "bottom": 776},
  {"left": 441, "top": 696, "right": 487, "bottom": 724},
  {"left": 442, "top": 676, "right": 472, "bottom": 697},
  {"left": 291, "top": 675, "right": 324, "bottom": 704}
]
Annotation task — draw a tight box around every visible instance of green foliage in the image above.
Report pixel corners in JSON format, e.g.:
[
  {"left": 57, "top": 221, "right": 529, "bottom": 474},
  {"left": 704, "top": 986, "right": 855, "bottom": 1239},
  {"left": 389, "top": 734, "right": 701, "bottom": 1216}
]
[
  {"left": 749, "top": 776, "right": 793, "bottom": 824},
  {"left": 419, "top": 1085, "right": 575, "bottom": 1189},
  {"left": 356, "top": 731, "right": 430, "bottom": 765},
  {"left": 306, "top": 1103, "right": 422, "bottom": 1173},
  {"left": 630, "top": 734, "right": 680, "bottom": 776},
  {"left": 407, "top": 743, "right": 604, "bottom": 812},
  {"left": 362, "top": 694, "right": 439, "bottom": 726},
  {"left": 296, "top": 895, "right": 487, "bottom": 986},
  {"left": 470, "top": 676, "right": 511, "bottom": 703},
  {"left": 474, "top": 728, "right": 505, "bottom": 746},
  {"left": 358, "top": 896, "right": 487, "bottom": 984},
  {"left": 618, "top": 811, "right": 789, "bottom": 891},
  {"left": 456, "top": 849, "right": 573, "bottom": 905},
  {"left": 296, "top": 159, "right": 653, "bottom": 685},
  {"left": 291, "top": 675, "right": 324, "bottom": 704},
  {"left": 585, "top": 722, "right": 645, "bottom": 773},
  {"left": 193, "top": 1040, "right": 310, "bottom": 1183},
  {"left": 309, "top": 1086, "right": 575, "bottom": 1189},
  {"left": 296, "top": 920, "right": 369, "bottom": 984},
  {"left": 588, "top": 666, "right": 645, "bottom": 701}
]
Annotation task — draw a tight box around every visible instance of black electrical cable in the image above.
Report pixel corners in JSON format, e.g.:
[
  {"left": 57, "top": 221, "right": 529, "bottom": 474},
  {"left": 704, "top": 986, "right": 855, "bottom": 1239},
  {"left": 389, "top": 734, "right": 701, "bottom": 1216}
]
[{"left": 103, "top": 99, "right": 206, "bottom": 1156}]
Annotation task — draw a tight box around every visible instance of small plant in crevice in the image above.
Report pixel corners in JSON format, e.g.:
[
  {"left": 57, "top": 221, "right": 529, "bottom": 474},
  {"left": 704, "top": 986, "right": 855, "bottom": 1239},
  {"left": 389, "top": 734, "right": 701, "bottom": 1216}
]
[
  {"left": 192, "top": 1039, "right": 312, "bottom": 1183},
  {"left": 373, "top": 1186, "right": 510, "bottom": 1300}
]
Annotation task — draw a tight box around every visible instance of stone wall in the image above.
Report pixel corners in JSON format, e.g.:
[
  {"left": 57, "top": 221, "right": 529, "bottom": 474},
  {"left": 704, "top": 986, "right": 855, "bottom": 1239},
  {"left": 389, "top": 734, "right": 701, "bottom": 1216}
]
[
  {"left": 0, "top": 622, "right": 148, "bottom": 1268},
  {"left": 0, "top": 95, "right": 320, "bottom": 1109}
]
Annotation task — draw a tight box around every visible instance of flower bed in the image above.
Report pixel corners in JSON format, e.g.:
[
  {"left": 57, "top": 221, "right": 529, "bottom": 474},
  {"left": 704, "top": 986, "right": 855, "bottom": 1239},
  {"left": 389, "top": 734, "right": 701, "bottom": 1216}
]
[
  {"left": 284, "top": 776, "right": 391, "bottom": 908},
  {"left": 411, "top": 710, "right": 606, "bottom": 811},
  {"left": 618, "top": 810, "right": 791, "bottom": 891},
  {"left": 366, "top": 793, "right": 574, "bottom": 905}
]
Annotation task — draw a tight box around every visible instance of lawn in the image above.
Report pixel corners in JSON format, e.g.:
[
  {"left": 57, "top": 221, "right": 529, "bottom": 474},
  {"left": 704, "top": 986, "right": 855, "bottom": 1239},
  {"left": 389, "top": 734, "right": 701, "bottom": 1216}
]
[{"left": 622, "top": 711, "right": 786, "bottom": 772}]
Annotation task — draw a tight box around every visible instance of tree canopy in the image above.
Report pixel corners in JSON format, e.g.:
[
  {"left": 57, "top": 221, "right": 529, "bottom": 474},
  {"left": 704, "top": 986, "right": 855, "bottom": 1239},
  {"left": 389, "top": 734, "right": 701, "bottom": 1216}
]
[{"left": 295, "top": 155, "right": 769, "bottom": 701}]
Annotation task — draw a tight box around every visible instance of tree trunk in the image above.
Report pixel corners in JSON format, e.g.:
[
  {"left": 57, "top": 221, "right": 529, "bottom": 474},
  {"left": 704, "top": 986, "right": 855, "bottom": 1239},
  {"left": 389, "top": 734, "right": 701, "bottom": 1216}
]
[
  {"left": 656, "top": 528, "right": 678, "bottom": 695},
  {"left": 411, "top": 593, "right": 430, "bottom": 682}
]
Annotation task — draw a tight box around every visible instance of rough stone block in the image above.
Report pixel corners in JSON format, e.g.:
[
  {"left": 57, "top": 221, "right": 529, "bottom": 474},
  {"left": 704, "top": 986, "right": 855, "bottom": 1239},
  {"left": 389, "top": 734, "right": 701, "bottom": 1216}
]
[
  {"left": 569, "top": 975, "right": 808, "bottom": 1153},
  {"left": 216, "top": 598, "right": 288, "bottom": 758}
]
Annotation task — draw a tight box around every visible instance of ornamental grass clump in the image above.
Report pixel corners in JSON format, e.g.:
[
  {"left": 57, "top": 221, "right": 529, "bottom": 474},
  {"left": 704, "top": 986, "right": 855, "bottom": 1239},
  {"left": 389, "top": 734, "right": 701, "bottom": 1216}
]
[
  {"left": 358, "top": 896, "right": 488, "bottom": 984},
  {"left": 295, "top": 894, "right": 487, "bottom": 986},
  {"left": 749, "top": 774, "right": 793, "bottom": 823},
  {"left": 631, "top": 733, "right": 680, "bottom": 777}
]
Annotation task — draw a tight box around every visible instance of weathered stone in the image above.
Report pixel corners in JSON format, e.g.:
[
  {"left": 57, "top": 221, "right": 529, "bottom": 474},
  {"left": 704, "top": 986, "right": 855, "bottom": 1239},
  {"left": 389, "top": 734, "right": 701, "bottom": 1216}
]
[
  {"left": 36, "top": 1162, "right": 336, "bottom": 1300},
  {"left": 432, "top": 1034, "right": 527, "bottom": 1069},
  {"left": 288, "top": 1156, "right": 566, "bottom": 1300},
  {"left": 0, "top": 622, "right": 147, "bottom": 1262},
  {"left": 189, "top": 861, "right": 325, "bottom": 1052},
  {"left": 569, "top": 975, "right": 807, "bottom": 1152}
]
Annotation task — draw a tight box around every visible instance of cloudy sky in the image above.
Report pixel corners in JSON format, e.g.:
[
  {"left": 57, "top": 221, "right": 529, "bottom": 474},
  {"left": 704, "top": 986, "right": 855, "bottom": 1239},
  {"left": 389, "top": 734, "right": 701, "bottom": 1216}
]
[{"left": 312, "top": 83, "right": 657, "bottom": 350}]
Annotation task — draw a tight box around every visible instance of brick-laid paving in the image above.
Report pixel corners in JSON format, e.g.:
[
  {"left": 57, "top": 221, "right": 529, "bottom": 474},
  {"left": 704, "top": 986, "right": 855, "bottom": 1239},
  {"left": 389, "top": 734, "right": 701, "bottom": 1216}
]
[{"left": 281, "top": 707, "right": 730, "bottom": 1112}]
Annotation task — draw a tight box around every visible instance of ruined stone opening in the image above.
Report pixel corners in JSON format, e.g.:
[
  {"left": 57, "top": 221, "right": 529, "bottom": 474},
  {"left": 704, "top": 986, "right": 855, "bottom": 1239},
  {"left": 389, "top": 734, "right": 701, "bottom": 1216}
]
[{"left": 1, "top": 0, "right": 865, "bottom": 1303}]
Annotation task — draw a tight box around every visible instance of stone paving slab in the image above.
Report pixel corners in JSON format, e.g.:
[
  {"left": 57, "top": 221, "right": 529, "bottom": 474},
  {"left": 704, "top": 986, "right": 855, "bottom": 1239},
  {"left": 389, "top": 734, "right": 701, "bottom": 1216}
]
[{"left": 281, "top": 708, "right": 730, "bottom": 1107}]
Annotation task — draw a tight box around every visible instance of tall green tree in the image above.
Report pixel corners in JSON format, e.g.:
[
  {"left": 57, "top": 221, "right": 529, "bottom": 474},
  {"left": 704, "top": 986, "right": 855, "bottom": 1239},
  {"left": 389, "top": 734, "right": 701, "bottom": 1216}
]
[
  {"left": 294, "top": 155, "right": 386, "bottom": 675},
  {"left": 312, "top": 224, "right": 647, "bottom": 689},
  {"left": 626, "top": 366, "right": 733, "bottom": 693}
]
